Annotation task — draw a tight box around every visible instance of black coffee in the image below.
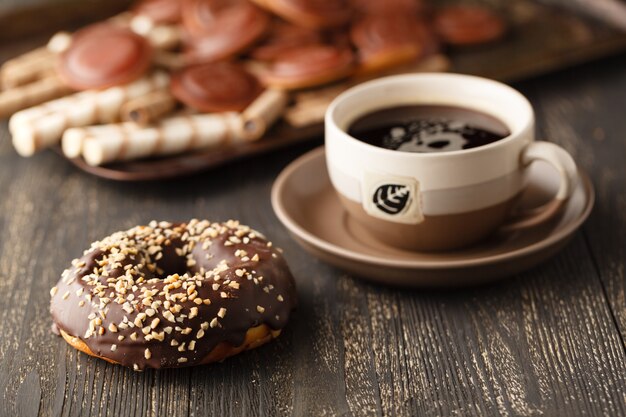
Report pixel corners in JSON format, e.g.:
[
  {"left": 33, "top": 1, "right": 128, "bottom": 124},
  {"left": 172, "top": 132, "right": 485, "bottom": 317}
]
[{"left": 348, "top": 105, "right": 510, "bottom": 153}]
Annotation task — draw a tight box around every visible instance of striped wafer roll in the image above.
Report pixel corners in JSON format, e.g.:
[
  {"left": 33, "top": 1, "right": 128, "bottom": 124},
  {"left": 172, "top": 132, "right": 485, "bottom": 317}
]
[
  {"left": 62, "top": 123, "right": 140, "bottom": 158},
  {"left": 0, "top": 74, "right": 73, "bottom": 119},
  {"left": 0, "top": 47, "right": 52, "bottom": 89},
  {"left": 240, "top": 88, "right": 289, "bottom": 140},
  {"left": 0, "top": 32, "right": 72, "bottom": 90},
  {"left": 81, "top": 113, "right": 244, "bottom": 166},
  {"left": 120, "top": 89, "right": 177, "bottom": 125},
  {"left": 10, "top": 72, "right": 170, "bottom": 157}
]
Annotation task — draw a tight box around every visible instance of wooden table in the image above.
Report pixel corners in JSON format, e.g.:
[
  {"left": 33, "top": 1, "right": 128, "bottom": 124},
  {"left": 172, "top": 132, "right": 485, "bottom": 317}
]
[{"left": 1, "top": 48, "right": 626, "bottom": 417}]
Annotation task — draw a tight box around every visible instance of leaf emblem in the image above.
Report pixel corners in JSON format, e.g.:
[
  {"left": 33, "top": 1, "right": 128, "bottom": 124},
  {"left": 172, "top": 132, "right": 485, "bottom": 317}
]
[{"left": 372, "top": 184, "right": 411, "bottom": 215}]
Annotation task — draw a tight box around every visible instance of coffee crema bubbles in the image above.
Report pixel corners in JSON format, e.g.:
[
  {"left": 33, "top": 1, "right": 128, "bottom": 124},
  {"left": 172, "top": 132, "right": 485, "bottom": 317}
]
[{"left": 348, "top": 105, "right": 510, "bottom": 153}]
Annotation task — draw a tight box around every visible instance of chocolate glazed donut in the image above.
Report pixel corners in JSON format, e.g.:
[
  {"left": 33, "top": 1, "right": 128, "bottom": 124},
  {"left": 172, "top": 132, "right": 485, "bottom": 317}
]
[{"left": 50, "top": 220, "right": 297, "bottom": 370}]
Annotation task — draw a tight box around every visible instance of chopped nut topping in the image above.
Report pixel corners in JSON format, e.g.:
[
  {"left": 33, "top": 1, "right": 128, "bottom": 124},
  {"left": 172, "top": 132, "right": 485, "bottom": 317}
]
[{"left": 163, "top": 311, "right": 176, "bottom": 323}]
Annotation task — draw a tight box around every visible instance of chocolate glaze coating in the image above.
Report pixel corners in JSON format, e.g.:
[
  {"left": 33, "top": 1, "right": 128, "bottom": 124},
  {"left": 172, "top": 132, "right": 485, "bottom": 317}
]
[{"left": 50, "top": 220, "right": 297, "bottom": 370}]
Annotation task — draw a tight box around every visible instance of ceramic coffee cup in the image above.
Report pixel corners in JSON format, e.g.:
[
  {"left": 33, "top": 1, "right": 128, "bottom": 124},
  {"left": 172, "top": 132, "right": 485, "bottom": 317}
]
[{"left": 325, "top": 73, "right": 579, "bottom": 251}]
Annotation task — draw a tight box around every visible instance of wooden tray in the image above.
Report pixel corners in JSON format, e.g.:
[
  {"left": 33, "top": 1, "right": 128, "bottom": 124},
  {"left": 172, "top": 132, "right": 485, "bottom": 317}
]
[{"left": 2, "top": 0, "right": 626, "bottom": 181}]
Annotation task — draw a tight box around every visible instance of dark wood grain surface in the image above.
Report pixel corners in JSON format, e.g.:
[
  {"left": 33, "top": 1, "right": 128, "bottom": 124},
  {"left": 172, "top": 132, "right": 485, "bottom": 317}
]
[
  {"left": 2, "top": 0, "right": 626, "bottom": 413},
  {"left": 0, "top": 52, "right": 625, "bottom": 416}
]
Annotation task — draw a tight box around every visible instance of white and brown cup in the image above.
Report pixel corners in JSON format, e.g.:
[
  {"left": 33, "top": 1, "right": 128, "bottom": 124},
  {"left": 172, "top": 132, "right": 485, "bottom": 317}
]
[{"left": 325, "top": 73, "right": 579, "bottom": 252}]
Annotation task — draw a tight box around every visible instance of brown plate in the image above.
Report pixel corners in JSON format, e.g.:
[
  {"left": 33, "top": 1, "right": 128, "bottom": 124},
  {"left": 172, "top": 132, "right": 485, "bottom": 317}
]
[
  {"left": 271, "top": 147, "right": 595, "bottom": 287},
  {"left": 2, "top": 0, "right": 626, "bottom": 180}
]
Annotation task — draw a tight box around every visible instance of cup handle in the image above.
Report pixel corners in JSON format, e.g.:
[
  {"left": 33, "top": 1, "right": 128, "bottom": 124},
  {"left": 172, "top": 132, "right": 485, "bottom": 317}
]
[{"left": 499, "top": 141, "right": 578, "bottom": 233}]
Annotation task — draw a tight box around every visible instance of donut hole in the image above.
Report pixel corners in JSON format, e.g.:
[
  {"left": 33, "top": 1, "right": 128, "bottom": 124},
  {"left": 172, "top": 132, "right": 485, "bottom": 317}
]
[{"left": 149, "top": 243, "right": 192, "bottom": 278}]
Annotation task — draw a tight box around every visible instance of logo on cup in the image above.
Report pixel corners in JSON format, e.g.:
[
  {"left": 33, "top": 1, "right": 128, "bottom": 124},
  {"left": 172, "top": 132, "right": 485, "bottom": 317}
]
[
  {"left": 362, "top": 173, "right": 423, "bottom": 224},
  {"left": 373, "top": 184, "right": 410, "bottom": 214}
]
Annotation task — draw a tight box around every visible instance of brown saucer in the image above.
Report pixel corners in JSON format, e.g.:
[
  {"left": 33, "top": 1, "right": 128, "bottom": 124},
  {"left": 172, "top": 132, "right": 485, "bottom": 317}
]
[{"left": 271, "top": 147, "right": 595, "bottom": 287}]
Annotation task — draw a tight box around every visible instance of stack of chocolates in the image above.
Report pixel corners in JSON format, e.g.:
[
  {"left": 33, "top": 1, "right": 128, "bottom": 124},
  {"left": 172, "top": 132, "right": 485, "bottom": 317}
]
[{"left": 0, "top": 0, "right": 506, "bottom": 167}]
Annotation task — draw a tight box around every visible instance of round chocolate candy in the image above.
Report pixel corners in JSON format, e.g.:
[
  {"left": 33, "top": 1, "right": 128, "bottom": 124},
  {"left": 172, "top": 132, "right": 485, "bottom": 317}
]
[
  {"left": 260, "top": 44, "right": 355, "bottom": 90},
  {"left": 434, "top": 5, "right": 506, "bottom": 46},
  {"left": 350, "top": 13, "right": 423, "bottom": 74},
  {"left": 182, "top": 0, "right": 270, "bottom": 62},
  {"left": 57, "top": 24, "right": 153, "bottom": 90},
  {"left": 170, "top": 62, "right": 262, "bottom": 112},
  {"left": 249, "top": 21, "right": 321, "bottom": 62}
]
